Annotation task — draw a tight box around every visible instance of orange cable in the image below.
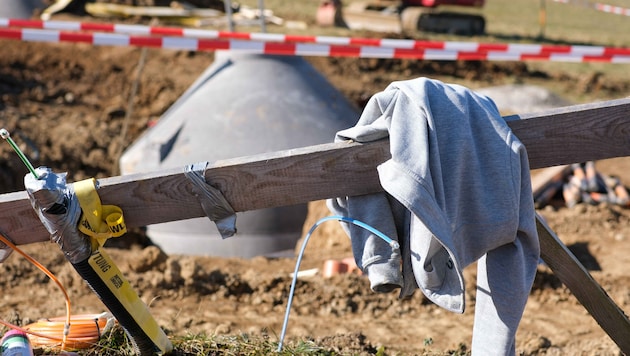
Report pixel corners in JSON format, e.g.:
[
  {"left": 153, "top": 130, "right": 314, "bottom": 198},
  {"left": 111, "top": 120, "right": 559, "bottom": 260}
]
[
  {"left": 0, "top": 232, "right": 110, "bottom": 350},
  {"left": 24, "top": 314, "right": 112, "bottom": 349}
]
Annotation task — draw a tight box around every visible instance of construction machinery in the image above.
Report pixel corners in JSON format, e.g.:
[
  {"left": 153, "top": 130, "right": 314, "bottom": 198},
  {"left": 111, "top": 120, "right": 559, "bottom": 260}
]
[{"left": 317, "top": 0, "right": 486, "bottom": 35}]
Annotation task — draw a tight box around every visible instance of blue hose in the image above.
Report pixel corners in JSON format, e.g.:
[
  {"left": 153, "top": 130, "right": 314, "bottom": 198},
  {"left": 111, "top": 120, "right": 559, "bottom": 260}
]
[{"left": 277, "top": 215, "right": 399, "bottom": 351}]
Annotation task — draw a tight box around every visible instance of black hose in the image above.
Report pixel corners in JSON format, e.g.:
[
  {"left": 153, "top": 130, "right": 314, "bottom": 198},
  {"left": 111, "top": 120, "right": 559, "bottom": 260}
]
[{"left": 72, "top": 258, "right": 159, "bottom": 355}]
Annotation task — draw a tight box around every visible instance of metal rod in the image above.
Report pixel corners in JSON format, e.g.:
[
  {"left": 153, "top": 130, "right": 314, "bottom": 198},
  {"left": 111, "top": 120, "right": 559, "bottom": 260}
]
[
  {"left": 258, "top": 0, "right": 266, "bottom": 33},
  {"left": 0, "top": 128, "right": 39, "bottom": 179},
  {"left": 224, "top": 0, "right": 234, "bottom": 32}
]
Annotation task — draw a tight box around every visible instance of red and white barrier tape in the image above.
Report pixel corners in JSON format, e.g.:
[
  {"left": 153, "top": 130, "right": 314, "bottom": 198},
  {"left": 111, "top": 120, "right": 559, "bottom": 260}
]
[
  {"left": 594, "top": 2, "right": 630, "bottom": 16},
  {"left": 1, "top": 20, "right": 629, "bottom": 62},
  {"left": 552, "top": 0, "right": 630, "bottom": 16},
  {"left": 0, "top": 17, "right": 547, "bottom": 51},
  {"left": 3, "top": 17, "right": 630, "bottom": 56},
  {"left": 2, "top": 17, "right": 437, "bottom": 48}
]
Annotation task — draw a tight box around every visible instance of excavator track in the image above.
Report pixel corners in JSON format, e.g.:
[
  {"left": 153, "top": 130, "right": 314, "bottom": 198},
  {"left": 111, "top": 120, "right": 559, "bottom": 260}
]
[
  {"left": 401, "top": 7, "right": 485, "bottom": 35},
  {"left": 321, "top": 1, "right": 485, "bottom": 36}
]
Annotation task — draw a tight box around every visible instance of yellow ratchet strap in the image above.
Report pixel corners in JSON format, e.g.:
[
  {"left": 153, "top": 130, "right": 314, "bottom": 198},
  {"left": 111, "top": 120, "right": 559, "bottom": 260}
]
[
  {"left": 74, "top": 178, "right": 126, "bottom": 246},
  {"left": 73, "top": 178, "right": 172, "bottom": 354},
  {"left": 86, "top": 247, "right": 172, "bottom": 354}
]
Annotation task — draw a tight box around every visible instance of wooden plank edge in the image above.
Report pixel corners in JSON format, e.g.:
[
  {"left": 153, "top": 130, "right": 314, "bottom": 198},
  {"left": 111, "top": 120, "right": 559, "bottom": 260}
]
[
  {"left": 530, "top": 165, "right": 571, "bottom": 197},
  {"left": 0, "top": 140, "right": 389, "bottom": 245},
  {"left": 507, "top": 97, "right": 630, "bottom": 169},
  {"left": 536, "top": 215, "right": 630, "bottom": 353},
  {"left": 1, "top": 97, "right": 630, "bottom": 246}
]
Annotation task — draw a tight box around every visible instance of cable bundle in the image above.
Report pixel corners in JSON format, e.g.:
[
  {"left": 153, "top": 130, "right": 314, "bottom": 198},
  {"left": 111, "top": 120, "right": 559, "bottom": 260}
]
[
  {"left": 24, "top": 313, "right": 114, "bottom": 350},
  {"left": 0, "top": 231, "right": 114, "bottom": 351}
]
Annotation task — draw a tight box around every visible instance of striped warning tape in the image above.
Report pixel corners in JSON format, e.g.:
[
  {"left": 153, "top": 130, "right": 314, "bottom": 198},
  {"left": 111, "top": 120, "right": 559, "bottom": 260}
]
[
  {"left": 0, "top": 17, "right": 529, "bottom": 50},
  {"left": 552, "top": 0, "right": 630, "bottom": 16},
  {"left": 2, "top": 17, "right": 630, "bottom": 56},
  {"left": 1, "top": 21, "right": 629, "bottom": 62},
  {"left": 594, "top": 2, "right": 630, "bottom": 16}
]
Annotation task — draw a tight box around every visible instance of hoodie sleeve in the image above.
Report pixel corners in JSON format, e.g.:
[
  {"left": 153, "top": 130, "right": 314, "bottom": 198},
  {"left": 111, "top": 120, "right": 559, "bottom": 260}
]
[{"left": 327, "top": 195, "right": 404, "bottom": 293}]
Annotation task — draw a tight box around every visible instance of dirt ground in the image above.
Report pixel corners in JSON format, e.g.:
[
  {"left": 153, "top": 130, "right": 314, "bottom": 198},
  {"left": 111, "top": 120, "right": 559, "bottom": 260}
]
[{"left": 1, "top": 9, "right": 630, "bottom": 356}]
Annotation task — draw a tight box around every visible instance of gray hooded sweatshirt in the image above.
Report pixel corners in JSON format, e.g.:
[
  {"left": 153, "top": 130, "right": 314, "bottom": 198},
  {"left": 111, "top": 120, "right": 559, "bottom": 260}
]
[{"left": 327, "top": 77, "right": 540, "bottom": 355}]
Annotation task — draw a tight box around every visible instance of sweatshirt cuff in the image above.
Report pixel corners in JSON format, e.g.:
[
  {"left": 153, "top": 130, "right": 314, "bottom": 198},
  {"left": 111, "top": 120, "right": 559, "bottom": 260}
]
[{"left": 364, "top": 258, "right": 404, "bottom": 293}]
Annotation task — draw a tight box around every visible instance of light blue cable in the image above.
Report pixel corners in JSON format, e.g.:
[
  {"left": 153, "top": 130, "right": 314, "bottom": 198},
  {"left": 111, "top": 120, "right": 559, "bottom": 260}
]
[{"left": 277, "top": 215, "right": 399, "bottom": 352}]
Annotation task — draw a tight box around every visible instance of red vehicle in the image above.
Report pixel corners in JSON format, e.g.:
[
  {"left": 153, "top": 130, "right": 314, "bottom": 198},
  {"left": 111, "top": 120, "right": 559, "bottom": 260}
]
[
  {"left": 317, "top": 0, "right": 486, "bottom": 35},
  {"left": 405, "top": 0, "right": 484, "bottom": 7}
]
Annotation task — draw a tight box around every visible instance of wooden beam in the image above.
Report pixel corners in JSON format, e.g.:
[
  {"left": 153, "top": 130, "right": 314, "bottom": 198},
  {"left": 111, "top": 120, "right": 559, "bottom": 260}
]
[
  {"left": 2, "top": 97, "right": 629, "bottom": 353},
  {"left": 0, "top": 140, "right": 389, "bottom": 245},
  {"left": 536, "top": 216, "right": 630, "bottom": 353},
  {"left": 1, "top": 98, "right": 630, "bottom": 246},
  {"left": 506, "top": 97, "right": 630, "bottom": 169},
  {"left": 531, "top": 169, "right": 630, "bottom": 353},
  {"left": 530, "top": 165, "right": 570, "bottom": 197}
]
